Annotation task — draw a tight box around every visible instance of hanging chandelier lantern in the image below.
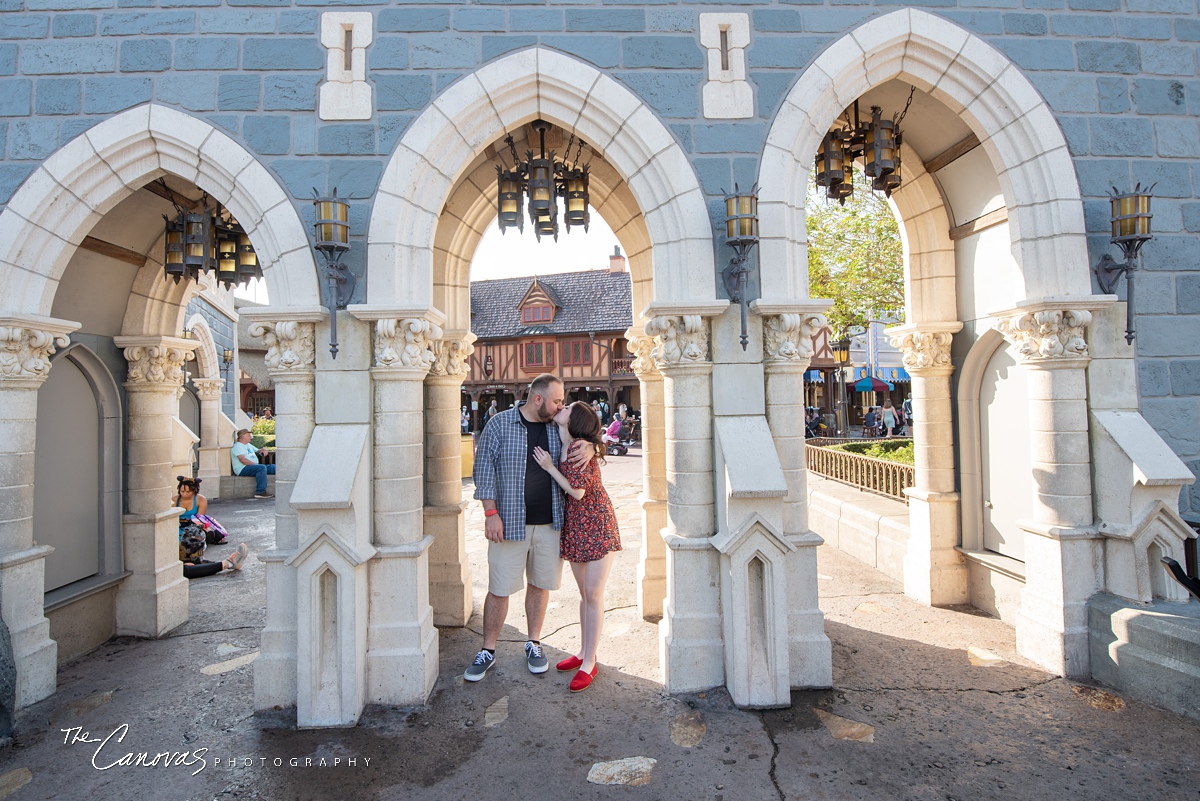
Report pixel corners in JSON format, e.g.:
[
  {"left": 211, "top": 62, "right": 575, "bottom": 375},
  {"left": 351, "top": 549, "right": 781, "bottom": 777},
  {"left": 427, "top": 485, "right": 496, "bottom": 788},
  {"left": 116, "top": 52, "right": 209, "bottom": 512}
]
[
  {"left": 494, "top": 120, "right": 590, "bottom": 242},
  {"left": 157, "top": 180, "right": 262, "bottom": 289},
  {"left": 816, "top": 87, "right": 915, "bottom": 204}
]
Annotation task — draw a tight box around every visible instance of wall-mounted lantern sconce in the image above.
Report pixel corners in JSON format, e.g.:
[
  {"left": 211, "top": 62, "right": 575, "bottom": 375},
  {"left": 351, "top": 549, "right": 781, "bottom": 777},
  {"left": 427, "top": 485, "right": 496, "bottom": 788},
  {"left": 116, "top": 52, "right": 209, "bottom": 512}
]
[
  {"left": 180, "top": 327, "right": 194, "bottom": 384},
  {"left": 721, "top": 183, "right": 759, "bottom": 350},
  {"left": 312, "top": 188, "right": 354, "bottom": 359},
  {"left": 1094, "top": 183, "right": 1154, "bottom": 345},
  {"left": 221, "top": 347, "right": 234, "bottom": 378}
]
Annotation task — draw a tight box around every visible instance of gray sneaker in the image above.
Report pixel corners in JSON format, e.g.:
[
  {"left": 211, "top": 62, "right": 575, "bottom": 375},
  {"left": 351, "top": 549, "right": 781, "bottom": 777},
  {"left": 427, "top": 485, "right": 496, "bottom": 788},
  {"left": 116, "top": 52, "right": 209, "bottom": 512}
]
[
  {"left": 464, "top": 649, "right": 495, "bottom": 682},
  {"left": 525, "top": 641, "right": 548, "bottom": 674}
]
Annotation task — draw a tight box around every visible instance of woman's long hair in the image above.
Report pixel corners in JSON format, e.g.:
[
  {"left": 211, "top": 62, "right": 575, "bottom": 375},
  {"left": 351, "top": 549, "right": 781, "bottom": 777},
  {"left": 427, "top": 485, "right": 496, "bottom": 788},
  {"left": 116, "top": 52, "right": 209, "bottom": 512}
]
[{"left": 567, "top": 403, "right": 606, "bottom": 465}]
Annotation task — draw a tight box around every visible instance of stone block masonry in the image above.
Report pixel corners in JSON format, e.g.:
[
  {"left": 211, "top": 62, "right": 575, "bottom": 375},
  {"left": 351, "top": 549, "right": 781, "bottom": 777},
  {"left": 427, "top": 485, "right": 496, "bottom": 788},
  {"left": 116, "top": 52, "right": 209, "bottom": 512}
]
[{"left": 0, "top": 0, "right": 1197, "bottom": 509}]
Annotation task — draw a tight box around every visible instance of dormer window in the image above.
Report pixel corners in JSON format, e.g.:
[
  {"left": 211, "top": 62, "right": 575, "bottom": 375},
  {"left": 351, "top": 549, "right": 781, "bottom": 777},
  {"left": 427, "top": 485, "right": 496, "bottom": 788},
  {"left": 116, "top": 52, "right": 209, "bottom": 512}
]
[{"left": 522, "top": 305, "right": 553, "bottom": 323}]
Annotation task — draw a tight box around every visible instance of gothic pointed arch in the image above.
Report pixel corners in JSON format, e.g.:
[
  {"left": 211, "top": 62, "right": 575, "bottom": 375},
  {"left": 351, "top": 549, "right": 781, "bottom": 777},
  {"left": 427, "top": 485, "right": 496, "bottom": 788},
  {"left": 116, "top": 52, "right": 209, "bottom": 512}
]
[{"left": 0, "top": 104, "right": 320, "bottom": 318}]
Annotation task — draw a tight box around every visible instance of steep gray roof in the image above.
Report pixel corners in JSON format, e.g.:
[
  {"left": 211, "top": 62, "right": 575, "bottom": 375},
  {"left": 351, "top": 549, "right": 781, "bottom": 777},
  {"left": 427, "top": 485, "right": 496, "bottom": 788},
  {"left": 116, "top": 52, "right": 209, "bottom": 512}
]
[{"left": 470, "top": 270, "right": 632, "bottom": 339}]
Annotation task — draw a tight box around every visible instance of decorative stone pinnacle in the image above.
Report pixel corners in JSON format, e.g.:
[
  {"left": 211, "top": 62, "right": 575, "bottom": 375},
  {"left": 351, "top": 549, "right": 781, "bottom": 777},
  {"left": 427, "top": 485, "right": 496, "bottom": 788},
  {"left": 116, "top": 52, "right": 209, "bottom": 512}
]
[
  {"left": 998, "top": 309, "right": 1091, "bottom": 362},
  {"left": 248, "top": 321, "right": 317, "bottom": 372},
  {"left": 375, "top": 318, "right": 443, "bottom": 371},
  {"left": 645, "top": 315, "right": 709, "bottom": 369},
  {"left": 0, "top": 325, "right": 70, "bottom": 382}
]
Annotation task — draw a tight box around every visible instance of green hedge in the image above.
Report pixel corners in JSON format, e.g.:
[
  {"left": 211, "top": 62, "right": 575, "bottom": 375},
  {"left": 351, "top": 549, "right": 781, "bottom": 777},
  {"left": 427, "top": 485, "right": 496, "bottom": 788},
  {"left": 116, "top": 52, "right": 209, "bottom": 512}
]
[
  {"left": 251, "top": 434, "right": 276, "bottom": 450},
  {"left": 829, "top": 440, "right": 914, "bottom": 465}
]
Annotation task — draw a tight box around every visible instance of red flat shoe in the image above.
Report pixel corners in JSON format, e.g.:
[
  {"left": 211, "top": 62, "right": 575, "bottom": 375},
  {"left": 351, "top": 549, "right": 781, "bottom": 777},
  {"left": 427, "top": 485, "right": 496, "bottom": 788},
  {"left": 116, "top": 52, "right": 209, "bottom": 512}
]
[
  {"left": 557, "top": 655, "right": 583, "bottom": 672},
  {"left": 569, "top": 665, "right": 598, "bottom": 693}
]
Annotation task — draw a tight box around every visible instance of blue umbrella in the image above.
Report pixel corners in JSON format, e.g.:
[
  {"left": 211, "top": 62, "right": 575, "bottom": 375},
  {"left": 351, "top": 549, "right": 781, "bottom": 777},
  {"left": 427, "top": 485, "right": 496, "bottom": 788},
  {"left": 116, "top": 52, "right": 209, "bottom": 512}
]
[{"left": 854, "top": 376, "right": 894, "bottom": 392}]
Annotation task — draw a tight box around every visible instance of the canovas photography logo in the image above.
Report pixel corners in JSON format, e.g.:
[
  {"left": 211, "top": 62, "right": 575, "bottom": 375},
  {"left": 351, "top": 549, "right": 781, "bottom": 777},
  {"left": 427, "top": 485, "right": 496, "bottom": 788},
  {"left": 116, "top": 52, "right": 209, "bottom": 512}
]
[{"left": 61, "top": 725, "right": 373, "bottom": 775}]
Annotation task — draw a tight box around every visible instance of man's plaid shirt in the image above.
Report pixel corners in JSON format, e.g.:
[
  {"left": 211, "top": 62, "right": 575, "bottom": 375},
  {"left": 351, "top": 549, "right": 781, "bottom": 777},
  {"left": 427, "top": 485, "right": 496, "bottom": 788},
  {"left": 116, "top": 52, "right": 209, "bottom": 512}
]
[{"left": 472, "top": 403, "right": 564, "bottom": 541}]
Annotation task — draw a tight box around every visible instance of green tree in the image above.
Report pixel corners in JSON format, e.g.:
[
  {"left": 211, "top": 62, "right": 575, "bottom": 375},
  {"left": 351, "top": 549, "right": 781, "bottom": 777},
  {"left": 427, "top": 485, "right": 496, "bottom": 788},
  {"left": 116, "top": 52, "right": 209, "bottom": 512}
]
[{"left": 807, "top": 168, "right": 905, "bottom": 337}]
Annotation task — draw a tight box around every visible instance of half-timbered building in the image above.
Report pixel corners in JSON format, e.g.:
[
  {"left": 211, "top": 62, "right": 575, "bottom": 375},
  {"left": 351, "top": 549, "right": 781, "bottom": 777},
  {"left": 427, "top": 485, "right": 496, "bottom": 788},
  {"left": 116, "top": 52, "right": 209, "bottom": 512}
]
[{"left": 465, "top": 251, "right": 637, "bottom": 430}]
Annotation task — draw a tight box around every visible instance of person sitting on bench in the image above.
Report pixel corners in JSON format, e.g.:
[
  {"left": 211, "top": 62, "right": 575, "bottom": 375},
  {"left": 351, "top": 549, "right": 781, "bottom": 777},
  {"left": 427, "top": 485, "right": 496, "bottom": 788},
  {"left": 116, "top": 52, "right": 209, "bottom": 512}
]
[{"left": 231, "top": 428, "right": 275, "bottom": 499}]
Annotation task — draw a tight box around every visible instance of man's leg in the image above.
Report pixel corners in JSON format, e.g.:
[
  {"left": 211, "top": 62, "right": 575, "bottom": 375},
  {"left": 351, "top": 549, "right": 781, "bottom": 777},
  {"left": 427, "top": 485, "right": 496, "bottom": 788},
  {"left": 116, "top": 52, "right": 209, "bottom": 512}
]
[
  {"left": 243, "top": 464, "right": 267, "bottom": 494},
  {"left": 481, "top": 592, "right": 509, "bottom": 650},
  {"left": 524, "top": 585, "right": 550, "bottom": 643}
]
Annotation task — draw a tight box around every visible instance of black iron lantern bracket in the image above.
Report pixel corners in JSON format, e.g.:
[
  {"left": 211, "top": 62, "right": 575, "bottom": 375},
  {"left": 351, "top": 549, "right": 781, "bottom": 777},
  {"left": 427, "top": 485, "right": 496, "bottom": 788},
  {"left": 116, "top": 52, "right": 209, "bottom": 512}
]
[
  {"left": 1094, "top": 182, "right": 1154, "bottom": 345},
  {"left": 312, "top": 188, "right": 354, "bottom": 359},
  {"left": 721, "top": 183, "right": 760, "bottom": 350}
]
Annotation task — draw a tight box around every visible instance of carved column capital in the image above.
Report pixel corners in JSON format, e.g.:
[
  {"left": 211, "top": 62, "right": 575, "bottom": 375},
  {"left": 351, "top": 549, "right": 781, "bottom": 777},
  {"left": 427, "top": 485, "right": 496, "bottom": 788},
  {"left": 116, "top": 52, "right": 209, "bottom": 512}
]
[
  {"left": 997, "top": 309, "right": 1092, "bottom": 365},
  {"left": 116, "top": 336, "right": 196, "bottom": 387},
  {"left": 373, "top": 317, "right": 443, "bottom": 374},
  {"left": 0, "top": 324, "right": 72, "bottom": 387},
  {"left": 192, "top": 377, "right": 225, "bottom": 401},
  {"left": 762, "top": 312, "right": 826, "bottom": 366},
  {"left": 247, "top": 321, "right": 317, "bottom": 373},
  {"left": 888, "top": 327, "right": 956, "bottom": 376},
  {"left": 625, "top": 328, "right": 660, "bottom": 380},
  {"left": 428, "top": 330, "right": 476, "bottom": 380},
  {"left": 644, "top": 314, "right": 710, "bottom": 371}
]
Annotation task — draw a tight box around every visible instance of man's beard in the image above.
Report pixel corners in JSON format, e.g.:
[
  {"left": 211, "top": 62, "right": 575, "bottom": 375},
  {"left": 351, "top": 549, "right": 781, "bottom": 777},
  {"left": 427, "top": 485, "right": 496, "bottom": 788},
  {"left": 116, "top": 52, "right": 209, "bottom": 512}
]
[{"left": 536, "top": 401, "right": 556, "bottom": 422}]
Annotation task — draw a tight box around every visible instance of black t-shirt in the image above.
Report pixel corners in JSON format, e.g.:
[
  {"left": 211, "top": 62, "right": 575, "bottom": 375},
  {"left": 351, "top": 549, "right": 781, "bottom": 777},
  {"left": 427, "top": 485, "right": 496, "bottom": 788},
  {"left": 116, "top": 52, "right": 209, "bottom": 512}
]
[{"left": 521, "top": 413, "right": 554, "bottom": 525}]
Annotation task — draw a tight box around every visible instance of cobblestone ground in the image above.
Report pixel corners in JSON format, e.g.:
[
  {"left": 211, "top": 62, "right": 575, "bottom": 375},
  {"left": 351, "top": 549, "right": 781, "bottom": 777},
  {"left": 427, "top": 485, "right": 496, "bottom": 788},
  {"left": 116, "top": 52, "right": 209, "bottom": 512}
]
[{"left": 3, "top": 450, "right": 1198, "bottom": 801}]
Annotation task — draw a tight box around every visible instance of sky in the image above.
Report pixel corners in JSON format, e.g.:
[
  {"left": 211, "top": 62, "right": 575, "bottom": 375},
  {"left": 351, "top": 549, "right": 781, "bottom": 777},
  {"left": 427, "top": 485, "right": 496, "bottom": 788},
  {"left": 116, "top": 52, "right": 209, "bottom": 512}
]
[{"left": 235, "top": 203, "right": 622, "bottom": 305}]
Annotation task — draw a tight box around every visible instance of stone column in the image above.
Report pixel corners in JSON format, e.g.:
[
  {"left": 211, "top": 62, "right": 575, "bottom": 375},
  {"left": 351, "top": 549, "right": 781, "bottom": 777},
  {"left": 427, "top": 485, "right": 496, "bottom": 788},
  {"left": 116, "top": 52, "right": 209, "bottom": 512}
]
[
  {"left": 888, "top": 324, "right": 968, "bottom": 606},
  {"left": 246, "top": 319, "right": 318, "bottom": 709},
  {"left": 366, "top": 316, "right": 439, "bottom": 704},
  {"left": 998, "top": 306, "right": 1101, "bottom": 677},
  {"left": 761, "top": 311, "right": 833, "bottom": 687},
  {"left": 424, "top": 331, "right": 476, "bottom": 627},
  {"left": 113, "top": 336, "right": 197, "bottom": 638},
  {"left": 0, "top": 318, "right": 76, "bottom": 709},
  {"left": 647, "top": 314, "right": 722, "bottom": 692},
  {"left": 192, "top": 377, "right": 224, "bottom": 494},
  {"left": 625, "top": 329, "right": 667, "bottom": 621}
]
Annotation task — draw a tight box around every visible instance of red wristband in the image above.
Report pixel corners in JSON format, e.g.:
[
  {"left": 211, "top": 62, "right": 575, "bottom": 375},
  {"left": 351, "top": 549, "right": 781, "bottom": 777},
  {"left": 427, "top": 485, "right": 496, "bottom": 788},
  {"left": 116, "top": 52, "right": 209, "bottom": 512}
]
[{"left": 484, "top": 509, "right": 499, "bottom": 517}]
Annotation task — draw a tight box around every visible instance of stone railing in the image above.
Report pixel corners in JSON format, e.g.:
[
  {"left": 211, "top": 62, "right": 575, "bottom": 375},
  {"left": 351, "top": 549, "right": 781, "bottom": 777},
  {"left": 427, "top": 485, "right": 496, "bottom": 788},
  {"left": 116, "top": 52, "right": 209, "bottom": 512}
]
[{"left": 805, "top": 439, "right": 915, "bottom": 505}]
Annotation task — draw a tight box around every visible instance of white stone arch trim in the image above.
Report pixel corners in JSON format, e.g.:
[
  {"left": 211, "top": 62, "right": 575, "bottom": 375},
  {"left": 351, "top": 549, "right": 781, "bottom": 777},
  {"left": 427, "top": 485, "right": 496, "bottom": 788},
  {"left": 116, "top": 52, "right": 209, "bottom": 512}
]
[
  {"left": 433, "top": 151, "right": 654, "bottom": 330},
  {"left": 758, "top": 8, "right": 1088, "bottom": 305},
  {"left": 369, "top": 47, "right": 715, "bottom": 311},
  {"left": 0, "top": 104, "right": 320, "bottom": 319},
  {"left": 887, "top": 142, "right": 956, "bottom": 326},
  {"left": 183, "top": 312, "right": 220, "bottom": 380},
  {"left": 955, "top": 326, "right": 1011, "bottom": 559}
]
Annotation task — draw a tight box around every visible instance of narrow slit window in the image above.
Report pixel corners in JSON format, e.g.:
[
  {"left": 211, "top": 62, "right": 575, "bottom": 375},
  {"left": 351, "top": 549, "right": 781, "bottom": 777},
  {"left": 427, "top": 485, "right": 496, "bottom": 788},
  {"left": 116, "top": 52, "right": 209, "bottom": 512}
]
[
  {"left": 343, "top": 28, "right": 354, "bottom": 72},
  {"left": 719, "top": 28, "right": 730, "bottom": 72}
]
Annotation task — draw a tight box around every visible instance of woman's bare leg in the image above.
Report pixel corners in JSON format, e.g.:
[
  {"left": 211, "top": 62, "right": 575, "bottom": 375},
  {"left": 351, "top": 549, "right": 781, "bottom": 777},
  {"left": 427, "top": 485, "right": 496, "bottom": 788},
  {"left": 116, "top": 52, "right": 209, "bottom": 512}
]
[
  {"left": 578, "top": 553, "right": 615, "bottom": 671},
  {"left": 571, "top": 561, "right": 587, "bottom": 660}
]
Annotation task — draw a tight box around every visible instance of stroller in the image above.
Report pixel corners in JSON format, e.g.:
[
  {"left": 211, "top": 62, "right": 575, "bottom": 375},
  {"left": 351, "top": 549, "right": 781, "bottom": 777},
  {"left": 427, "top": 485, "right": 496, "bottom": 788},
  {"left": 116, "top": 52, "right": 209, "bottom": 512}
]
[{"left": 605, "top": 417, "right": 639, "bottom": 457}]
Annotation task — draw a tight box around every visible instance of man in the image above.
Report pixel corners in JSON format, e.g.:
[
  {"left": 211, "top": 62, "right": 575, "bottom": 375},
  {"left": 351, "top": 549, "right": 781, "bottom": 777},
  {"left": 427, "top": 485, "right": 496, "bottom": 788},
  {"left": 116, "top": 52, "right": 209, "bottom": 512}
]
[
  {"left": 484, "top": 399, "right": 499, "bottom": 426},
  {"left": 231, "top": 428, "right": 275, "bottom": 499},
  {"left": 466, "top": 374, "right": 588, "bottom": 681}
]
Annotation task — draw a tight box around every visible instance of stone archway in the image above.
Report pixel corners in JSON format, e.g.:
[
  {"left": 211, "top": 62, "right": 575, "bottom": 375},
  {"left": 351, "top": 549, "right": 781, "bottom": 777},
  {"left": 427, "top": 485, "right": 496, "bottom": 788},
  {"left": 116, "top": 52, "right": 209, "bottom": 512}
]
[
  {"left": 0, "top": 103, "right": 319, "bottom": 711},
  {"left": 758, "top": 9, "right": 1107, "bottom": 676},
  {"left": 351, "top": 47, "right": 744, "bottom": 704}
]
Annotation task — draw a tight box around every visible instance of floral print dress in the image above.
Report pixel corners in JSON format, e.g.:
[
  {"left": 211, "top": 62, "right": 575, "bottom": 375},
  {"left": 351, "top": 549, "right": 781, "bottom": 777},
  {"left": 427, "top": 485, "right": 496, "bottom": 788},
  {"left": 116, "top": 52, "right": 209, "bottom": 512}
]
[{"left": 558, "top": 441, "right": 622, "bottom": 563}]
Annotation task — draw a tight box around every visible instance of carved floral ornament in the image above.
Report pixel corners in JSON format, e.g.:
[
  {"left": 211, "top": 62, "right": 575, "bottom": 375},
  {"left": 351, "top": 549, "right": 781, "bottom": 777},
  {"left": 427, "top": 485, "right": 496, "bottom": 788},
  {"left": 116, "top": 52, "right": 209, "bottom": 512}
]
[
  {"left": 888, "top": 330, "right": 954, "bottom": 372},
  {"left": 429, "top": 331, "right": 477, "bottom": 378},
  {"left": 0, "top": 326, "right": 70, "bottom": 381},
  {"left": 192, "top": 378, "right": 225, "bottom": 400},
  {"left": 624, "top": 328, "right": 659, "bottom": 378},
  {"left": 998, "top": 309, "right": 1091, "bottom": 362},
  {"left": 124, "top": 343, "right": 193, "bottom": 385},
  {"left": 644, "top": 315, "right": 709, "bottom": 369},
  {"left": 248, "top": 321, "right": 317, "bottom": 372},
  {"left": 762, "top": 313, "right": 826, "bottom": 362},
  {"left": 375, "top": 318, "right": 443, "bottom": 371}
]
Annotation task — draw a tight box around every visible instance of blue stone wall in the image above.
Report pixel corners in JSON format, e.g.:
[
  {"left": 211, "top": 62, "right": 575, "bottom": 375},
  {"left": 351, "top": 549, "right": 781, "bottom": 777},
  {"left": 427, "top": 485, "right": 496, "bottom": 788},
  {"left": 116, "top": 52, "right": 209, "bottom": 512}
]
[
  {"left": 185, "top": 295, "right": 237, "bottom": 418},
  {"left": 1, "top": 1, "right": 1198, "bottom": 508}
]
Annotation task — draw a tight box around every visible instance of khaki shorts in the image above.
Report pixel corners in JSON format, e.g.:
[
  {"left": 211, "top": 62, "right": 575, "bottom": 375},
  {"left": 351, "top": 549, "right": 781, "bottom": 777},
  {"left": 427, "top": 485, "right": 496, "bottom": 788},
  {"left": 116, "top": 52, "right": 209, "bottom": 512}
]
[{"left": 488, "top": 523, "right": 564, "bottom": 597}]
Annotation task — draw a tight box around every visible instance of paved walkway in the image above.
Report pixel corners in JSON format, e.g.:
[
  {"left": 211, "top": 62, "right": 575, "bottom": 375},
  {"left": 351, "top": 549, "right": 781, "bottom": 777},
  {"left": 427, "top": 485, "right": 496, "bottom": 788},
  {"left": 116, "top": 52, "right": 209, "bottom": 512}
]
[{"left": 3, "top": 451, "right": 1199, "bottom": 800}]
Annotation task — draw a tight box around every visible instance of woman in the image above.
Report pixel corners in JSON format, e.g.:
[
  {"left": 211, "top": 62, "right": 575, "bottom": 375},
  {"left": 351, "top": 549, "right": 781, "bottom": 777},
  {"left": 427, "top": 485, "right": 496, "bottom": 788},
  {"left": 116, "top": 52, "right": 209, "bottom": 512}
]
[
  {"left": 881, "top": 399, "right": 899, "bottom": 438},
  {"left": 532, "top": 402, "right": 622, "bottom": 693},
  {"left": 174, "top": 476, "right": 226, "bottom": 544}
]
